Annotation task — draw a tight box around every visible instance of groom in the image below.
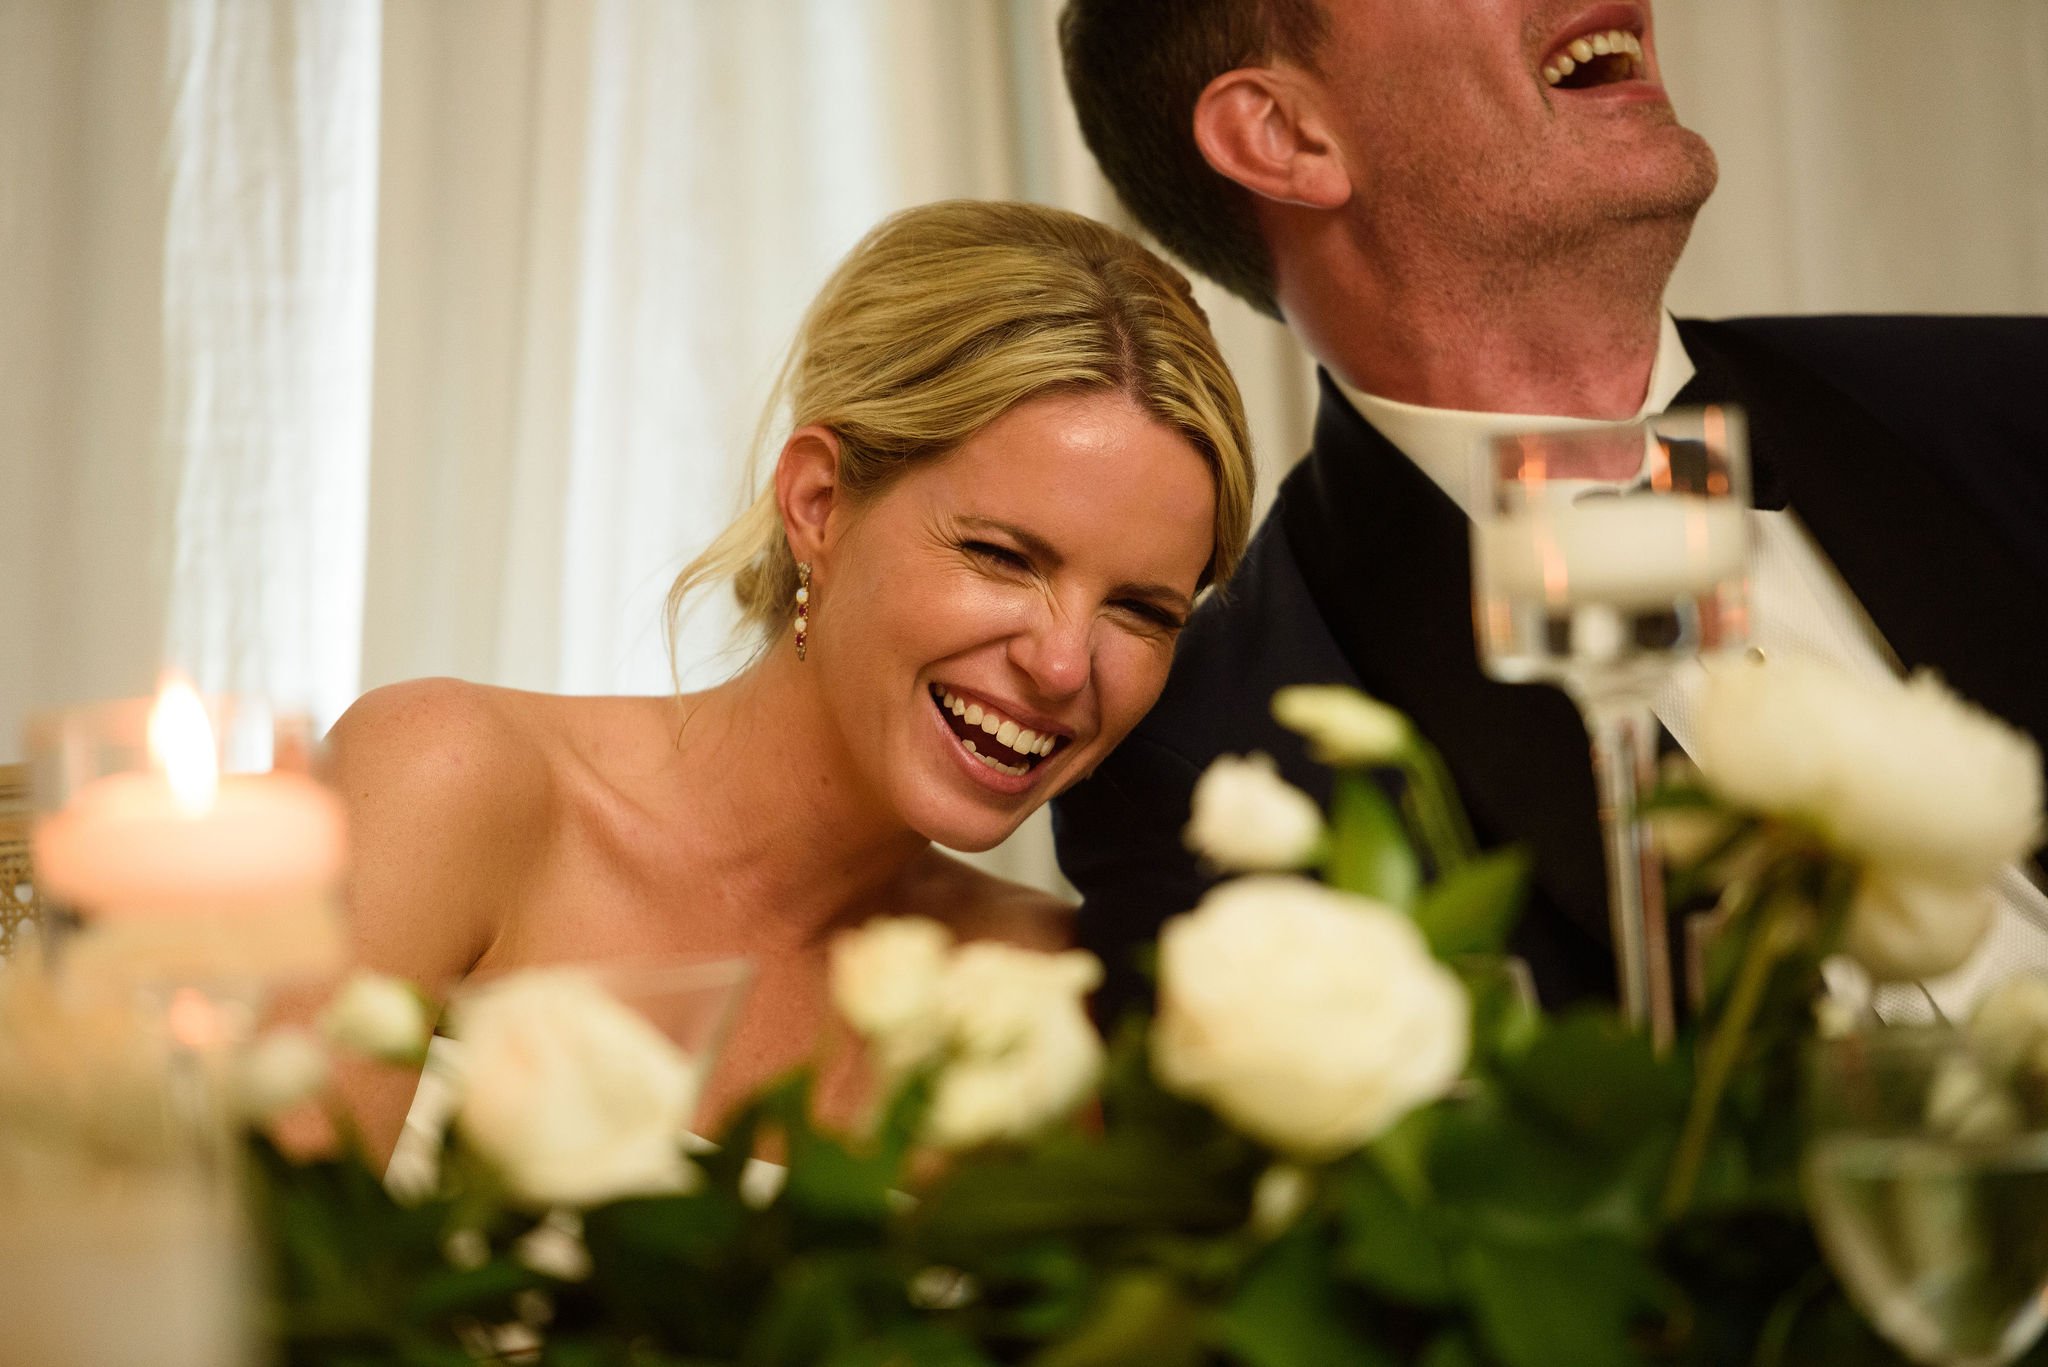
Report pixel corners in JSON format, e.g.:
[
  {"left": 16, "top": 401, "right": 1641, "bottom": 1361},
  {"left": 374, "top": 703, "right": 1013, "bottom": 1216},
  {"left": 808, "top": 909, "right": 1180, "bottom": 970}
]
[{"left": 1050, "top": 0, "right": 2048, "bottom": 1013}]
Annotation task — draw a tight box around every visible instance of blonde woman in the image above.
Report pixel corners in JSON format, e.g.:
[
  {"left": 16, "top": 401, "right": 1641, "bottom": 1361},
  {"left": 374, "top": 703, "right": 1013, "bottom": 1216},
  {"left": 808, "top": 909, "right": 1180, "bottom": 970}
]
[{"left": 325, "top": 200, "right": 1256, "bottom": 1158}]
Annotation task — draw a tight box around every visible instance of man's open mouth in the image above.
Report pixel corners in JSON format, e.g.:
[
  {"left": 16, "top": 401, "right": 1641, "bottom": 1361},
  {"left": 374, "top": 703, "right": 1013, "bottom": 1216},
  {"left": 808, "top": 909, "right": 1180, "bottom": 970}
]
[
  {"left": 1542, "top": 28, "right": 1645, "bottom": 89},
  {"left": 930, "top": 684, "right": 1064, "bottom": 779}
]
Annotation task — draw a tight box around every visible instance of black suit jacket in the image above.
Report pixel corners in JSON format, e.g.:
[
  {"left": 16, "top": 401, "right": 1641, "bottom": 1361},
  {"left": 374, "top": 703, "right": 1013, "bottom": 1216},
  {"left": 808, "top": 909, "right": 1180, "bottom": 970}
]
[{"left": 1054, "top": 315, "right": 2048, "bottom": 1015}]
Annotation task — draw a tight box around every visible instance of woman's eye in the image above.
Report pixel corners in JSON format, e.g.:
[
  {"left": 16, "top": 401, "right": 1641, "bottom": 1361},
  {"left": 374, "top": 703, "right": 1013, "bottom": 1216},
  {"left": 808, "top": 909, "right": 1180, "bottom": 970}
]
[
  {"left": 965, "top": 541, "right": 1029, "bottom": 570},
  {"left": 1117, "top": 600, "right": 1186, "bottom": 632}
]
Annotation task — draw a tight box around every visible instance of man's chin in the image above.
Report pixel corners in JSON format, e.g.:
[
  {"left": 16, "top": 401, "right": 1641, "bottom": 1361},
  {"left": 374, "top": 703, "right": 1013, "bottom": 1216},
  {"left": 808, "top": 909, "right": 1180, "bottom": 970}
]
[{"left": 1589, "top": 128, "right": 1719, "bottom": 227}]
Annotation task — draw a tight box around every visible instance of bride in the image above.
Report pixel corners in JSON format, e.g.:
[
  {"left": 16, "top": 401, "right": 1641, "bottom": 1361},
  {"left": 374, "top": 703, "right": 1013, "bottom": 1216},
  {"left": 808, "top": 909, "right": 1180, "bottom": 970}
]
[{"left": 323, "top": 199, "right": 1255, "bottom": 1159}]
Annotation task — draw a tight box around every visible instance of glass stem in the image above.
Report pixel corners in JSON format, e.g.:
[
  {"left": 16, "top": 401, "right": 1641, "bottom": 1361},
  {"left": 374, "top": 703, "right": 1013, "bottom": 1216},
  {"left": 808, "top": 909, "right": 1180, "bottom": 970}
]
[{"left": 1584, "top": 698, "right": 1675, "bottom": 1055}]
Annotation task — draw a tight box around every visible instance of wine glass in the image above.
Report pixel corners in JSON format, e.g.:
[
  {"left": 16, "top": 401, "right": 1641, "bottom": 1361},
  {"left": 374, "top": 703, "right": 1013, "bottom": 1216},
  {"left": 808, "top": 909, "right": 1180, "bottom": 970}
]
[
  {"left": 1805, "top": 1027, "right": 2048, "bottom": 1366},
  {"left": 1471, "top": 406, "right": 1751, "bottom": 1049}
]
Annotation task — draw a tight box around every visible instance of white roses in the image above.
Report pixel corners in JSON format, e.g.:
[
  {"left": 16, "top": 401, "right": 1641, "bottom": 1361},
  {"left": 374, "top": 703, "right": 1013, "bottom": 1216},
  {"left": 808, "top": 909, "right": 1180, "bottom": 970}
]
[
  {"left": 1693, "top": 658, "right": 2042, "bottom": 980},
  {"left": 448, "top": 970, "right": 704, "bottom": 1207},
  {"left": 1271, "top": 685, "right": 1411, "bottom": 766},
  {"left": 1184, "top": 753, "right": 1324, "bottom": 872},
  {"left": 321, "top": 971, "right": 433, "bottom": 1064},
  {"left": 1152, "top": 877, "right": 1469, "bottom": 1159},
  {"left": 830, "top": 919, "right": 1103, "bottom": 1150}
]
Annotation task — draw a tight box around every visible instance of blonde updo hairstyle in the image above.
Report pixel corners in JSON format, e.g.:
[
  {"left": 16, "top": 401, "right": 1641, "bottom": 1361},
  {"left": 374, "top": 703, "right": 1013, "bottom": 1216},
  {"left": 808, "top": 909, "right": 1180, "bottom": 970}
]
[{"left": 666, "top": 199, "right": 1255, "bottom": 659}]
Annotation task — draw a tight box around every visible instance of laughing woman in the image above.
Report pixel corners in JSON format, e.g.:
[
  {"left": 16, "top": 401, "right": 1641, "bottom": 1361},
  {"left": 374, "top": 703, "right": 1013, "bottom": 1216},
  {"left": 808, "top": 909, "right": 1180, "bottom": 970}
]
[{"left": 325, "top": 200, "right": 1255, "bottom": 1159}]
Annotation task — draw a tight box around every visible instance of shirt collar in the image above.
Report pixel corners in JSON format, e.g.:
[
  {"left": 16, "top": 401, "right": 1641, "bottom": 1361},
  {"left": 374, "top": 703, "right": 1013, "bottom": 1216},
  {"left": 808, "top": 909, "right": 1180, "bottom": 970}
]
[{"left": 1332, "top": 311, "right": 1696, "bottom": 520}]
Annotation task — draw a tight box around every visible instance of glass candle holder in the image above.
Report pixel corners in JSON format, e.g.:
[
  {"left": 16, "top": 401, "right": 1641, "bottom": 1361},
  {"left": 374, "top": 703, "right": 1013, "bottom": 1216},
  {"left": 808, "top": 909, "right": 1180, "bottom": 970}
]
[{"left": 25, "top": 678, "right": 347, "bottom": 991}]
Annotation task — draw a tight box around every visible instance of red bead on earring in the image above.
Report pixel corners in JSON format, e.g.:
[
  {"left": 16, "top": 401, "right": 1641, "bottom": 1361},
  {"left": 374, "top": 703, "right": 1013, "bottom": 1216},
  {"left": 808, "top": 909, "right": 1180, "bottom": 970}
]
[{"left": 794, "top": 562, "right": 812, "bottom": 661}]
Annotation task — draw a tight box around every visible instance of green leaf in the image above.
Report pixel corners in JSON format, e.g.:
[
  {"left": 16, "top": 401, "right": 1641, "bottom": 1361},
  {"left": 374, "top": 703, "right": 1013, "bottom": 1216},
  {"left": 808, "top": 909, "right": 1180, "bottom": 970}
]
[
  {"left": 1031, "top": 1271, "right": 1203, "bottom": 1367},
  {"left": 403, "top": 1257, "right": 544, "bottom": 1320},
  {"left": 1327, "top": 772, "right": 1420, "bottom": 909},
  {"left": 745, "top": 1255, "right": 868, "bottom": 1366},
  {"left": 1369, "top": 1107, "right": 1439, "bottom": 1206},
  {"left": 913, "top": 1132, "right": 1249, "bottom": 1258},
  {"left": 783, "top": 1129, "right": 902, "bottom": 1229},
  {"left": 1418, "top": 1332, "right": 1489, "bottom": 1367},
  {"left": 1220, "top": 1226, "right": 1397, "bottom": 1367},
  {"left": 1460, "top": 1238, "right": 1659, "bottom": 1367},
  {"left": 1330, "top": 1158, "right": 1456, "bottom": 1306},
  {"left": 583, "top": 1190, "right": 747, "bottom": 1265},
  {"left": 978, "top": 1241, "right": 1097, "bottom": 1341},
  {"left": 1414, "top": 848, "right": 1528, "bottom": 957},
  {"left": 1462, "top": 958, "right": 1542, "bottom": 1067},
  {"left": 1428, "top": 1088, "right": 1660, "bottom": 1240},
  {"left": 1498, "top": 1011, "right": 1689, "bottom": 1153},
  {"left": 825, "top": 1323, "right": 1000, "bottom": 1367}
]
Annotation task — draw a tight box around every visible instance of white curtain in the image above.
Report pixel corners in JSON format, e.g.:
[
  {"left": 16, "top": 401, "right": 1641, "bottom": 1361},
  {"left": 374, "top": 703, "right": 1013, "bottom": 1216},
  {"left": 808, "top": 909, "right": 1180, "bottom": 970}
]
[{"left": 3, "top": 0, "right": 2045, "bottom": 892}]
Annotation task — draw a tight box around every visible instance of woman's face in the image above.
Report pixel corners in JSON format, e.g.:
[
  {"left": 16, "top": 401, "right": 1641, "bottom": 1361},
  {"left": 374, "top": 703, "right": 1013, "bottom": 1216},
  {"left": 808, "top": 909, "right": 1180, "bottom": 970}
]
[{"left": 809, "top": 389, "right": 1218, "bottom": 852}]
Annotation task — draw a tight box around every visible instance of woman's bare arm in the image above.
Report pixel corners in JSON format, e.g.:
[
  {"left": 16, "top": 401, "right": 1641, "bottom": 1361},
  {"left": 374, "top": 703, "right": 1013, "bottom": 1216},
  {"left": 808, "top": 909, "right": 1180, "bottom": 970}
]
[{"left": 305, "top": 678, "right": 554, "bottom": 1162}]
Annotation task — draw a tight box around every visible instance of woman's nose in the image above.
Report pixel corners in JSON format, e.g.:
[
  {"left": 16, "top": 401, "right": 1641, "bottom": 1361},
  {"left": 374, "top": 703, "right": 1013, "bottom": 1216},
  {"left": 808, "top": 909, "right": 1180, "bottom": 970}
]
[{"left": 1009, "top": 609, "right": 1091, "bottom": 700}]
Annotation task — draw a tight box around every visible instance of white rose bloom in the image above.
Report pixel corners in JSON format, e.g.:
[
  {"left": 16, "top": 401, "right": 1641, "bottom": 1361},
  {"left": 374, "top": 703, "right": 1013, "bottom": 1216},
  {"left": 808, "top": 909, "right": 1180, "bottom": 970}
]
[
  {"left": 1969, "top": 974, "right": 2048, "bottom": 1074},
  {"left": 1184, "top": 754, "right": 1325, "bottom": 872},
  {"left": 1271, "top": 686, "right": 1411, "bottom": 767},
  {"left": 1153, "top": 876, "right": 1468, "bottom": 1159},
  {"left": 239, "top": 1027, "right": 330, "bottom": 1120},
  {"left": 321, "top": 971, "right": 433, "bottom": 1063},
  {"left": 923, "top": 943, "right": 1103, "bottom": 1150},
  {"left": 830, "top": 916, "right": 954, "bottom": 1075},
  {"left": 448, "top": 970, "right": 701, "bottom": 1208},
  {"left": 1841, "top": 871, "right": 1996, "bottom": 983},
  {"left": 1693, "top": 659, "right": 2041, "bottom": 884}
]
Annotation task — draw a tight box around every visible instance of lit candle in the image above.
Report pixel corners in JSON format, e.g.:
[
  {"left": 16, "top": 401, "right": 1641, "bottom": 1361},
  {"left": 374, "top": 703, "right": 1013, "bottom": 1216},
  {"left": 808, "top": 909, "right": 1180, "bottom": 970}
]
[
  {"left": 32, "top": 678, "right": 346, "bottom": 979},
  {"left": 1474, "top": 498, "right": 1746, "bottom": 610}
]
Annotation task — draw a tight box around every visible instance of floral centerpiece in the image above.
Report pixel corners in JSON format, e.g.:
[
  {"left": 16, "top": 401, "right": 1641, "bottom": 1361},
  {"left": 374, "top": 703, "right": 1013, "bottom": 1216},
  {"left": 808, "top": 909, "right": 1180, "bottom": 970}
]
[{"left": 11, "top": 658, "right": 2042, "bottom": 1366}]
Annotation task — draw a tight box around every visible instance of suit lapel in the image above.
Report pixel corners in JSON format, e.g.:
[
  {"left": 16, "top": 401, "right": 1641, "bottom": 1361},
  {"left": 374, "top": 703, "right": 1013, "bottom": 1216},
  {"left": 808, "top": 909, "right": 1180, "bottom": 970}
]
[
  {"left": 1278, "top": 378, "right": 1613, "bottom": 951},
  {"left": 1276, "top": 336, "right": 2048, "bottom": 989},
  {"left": 1678, "top": 320, "right": 2048, "bottom": 768}
]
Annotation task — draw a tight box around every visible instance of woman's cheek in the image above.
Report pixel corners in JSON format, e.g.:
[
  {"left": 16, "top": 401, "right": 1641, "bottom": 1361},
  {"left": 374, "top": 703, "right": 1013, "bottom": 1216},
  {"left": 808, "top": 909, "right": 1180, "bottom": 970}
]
[{"left": 1093, "top": 633, "right": 1177, "bottom": 742}]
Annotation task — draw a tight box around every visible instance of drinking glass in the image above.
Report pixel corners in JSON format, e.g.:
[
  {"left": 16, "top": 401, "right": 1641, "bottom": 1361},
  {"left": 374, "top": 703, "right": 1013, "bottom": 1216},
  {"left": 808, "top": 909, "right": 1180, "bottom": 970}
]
[
  {"left": 0, "top": 959, "right": 256, "bottom": 1367},
  {"left": 24, "top": 686, "right": 342, "bottom": 988},
  {"left": 1471, "top": 407, "right": 1750, "bottom": 1049},
  {"left": 1804, "top": 1027, "right": 2048, "bottom": 1367}
]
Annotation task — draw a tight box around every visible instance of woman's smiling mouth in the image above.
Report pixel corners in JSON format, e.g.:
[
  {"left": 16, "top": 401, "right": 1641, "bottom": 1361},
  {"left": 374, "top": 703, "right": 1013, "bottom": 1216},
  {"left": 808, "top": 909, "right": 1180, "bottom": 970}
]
[{"left": 929, "top": 684, "right": 1067, "bottom": 779}]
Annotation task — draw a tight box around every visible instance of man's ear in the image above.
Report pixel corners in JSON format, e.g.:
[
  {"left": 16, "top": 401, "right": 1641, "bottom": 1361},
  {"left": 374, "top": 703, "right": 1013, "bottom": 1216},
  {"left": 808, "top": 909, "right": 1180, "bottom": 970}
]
[
  {"left": 773, "top": 425, "right": 842, "bottom": 566},
  {"left": 1192, "top": 66, "right": 1352, "bottom": 210}
]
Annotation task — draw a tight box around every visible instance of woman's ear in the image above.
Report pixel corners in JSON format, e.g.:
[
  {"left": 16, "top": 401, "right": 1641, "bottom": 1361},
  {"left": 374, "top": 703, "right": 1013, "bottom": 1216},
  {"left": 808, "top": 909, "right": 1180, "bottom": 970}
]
[
  {"left": 772, "top": 425, "right": 842, "bottom": 565},
  {"left": 1192, "top": 66, "right": 1353, "bottom": 211}
]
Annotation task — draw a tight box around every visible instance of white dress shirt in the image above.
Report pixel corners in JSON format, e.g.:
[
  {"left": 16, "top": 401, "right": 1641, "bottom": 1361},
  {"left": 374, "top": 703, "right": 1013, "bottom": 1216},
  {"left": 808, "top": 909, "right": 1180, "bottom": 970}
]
[{"left": 1332, "top": 314, "right": 2048, "bottom": 1014}]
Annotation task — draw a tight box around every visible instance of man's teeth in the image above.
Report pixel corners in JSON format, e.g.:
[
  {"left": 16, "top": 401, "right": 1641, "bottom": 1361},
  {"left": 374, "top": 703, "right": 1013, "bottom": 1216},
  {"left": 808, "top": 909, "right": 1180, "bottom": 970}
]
[
  {"left": 1542, "top": 29, "right": 1643, "bottom": 86},
  {"left": 937, "top": 688, "right": 1058, "bottom": 759}
]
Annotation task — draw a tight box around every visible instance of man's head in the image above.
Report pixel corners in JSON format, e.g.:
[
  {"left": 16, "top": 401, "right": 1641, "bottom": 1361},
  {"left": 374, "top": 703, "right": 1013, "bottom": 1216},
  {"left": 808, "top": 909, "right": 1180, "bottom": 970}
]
[
  {"left": 1059, "top": 0, "right": 1328, "bottom": 318},
  {"left": 1061, "top": 0, "right": 1717, "bottom": 322}
]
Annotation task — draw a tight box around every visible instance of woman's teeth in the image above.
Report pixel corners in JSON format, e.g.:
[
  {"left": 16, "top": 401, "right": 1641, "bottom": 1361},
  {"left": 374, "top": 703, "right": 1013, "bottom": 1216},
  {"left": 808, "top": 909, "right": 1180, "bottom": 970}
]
[
  {"left": 1543, "top": 29, "right": 1643, "bottom": 86},
  {"left": 933, "top": 686, "right": 1059, "bottom": 778}
]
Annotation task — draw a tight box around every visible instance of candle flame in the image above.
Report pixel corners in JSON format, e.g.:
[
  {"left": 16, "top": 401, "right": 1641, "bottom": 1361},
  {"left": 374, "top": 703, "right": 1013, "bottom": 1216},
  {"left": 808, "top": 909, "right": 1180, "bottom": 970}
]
[{"left": 149, "top": 675, "right": 219, "bottom": 815}]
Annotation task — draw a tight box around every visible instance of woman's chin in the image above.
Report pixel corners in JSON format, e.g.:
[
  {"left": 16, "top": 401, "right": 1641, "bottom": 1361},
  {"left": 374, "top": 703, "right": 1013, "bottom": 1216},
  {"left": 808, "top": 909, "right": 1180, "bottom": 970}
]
[{"left": 919, "top": 812, "right": 1026, "bottom": 856}]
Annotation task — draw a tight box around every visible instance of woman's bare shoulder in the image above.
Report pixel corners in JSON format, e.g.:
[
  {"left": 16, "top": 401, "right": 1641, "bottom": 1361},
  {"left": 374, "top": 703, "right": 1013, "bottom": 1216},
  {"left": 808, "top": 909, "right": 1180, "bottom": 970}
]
[
  {"left": 324, "top": 679, "right": 562, "bottom": 983},
  {"left": 327, "top": 679, "right": 558, "bottom": 831},
  {"left": 902, "top": 851, "right": 1077, "bottom": 953}
]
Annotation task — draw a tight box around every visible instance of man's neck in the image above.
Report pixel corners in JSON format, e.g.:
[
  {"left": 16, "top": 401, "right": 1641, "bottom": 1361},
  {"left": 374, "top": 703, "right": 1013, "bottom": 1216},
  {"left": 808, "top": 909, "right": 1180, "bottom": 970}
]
[{"left": 1279, "top": 215, "right": 1687, "bottom": 418}]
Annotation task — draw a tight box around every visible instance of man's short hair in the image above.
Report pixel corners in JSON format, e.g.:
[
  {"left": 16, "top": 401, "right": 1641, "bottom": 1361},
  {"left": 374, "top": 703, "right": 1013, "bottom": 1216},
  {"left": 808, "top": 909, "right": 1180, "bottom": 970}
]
[{"left": 1059, "top": 0, "right": 1328, "bottom": 319}]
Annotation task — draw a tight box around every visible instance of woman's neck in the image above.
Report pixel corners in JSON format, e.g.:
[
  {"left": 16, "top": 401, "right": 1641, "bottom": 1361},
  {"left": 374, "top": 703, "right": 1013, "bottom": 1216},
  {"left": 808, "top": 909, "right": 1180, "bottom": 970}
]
[{"left": 655, "top": 655, "right": 933, "bottom": 947}]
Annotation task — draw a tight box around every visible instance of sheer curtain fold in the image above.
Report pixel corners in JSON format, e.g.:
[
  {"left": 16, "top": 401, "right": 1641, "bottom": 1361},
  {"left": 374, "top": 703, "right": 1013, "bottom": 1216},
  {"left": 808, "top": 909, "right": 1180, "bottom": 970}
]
[
  {"left": 3, "top": 0, "right": 2044, "bottom": 888},
  {"left": 159, "top": 0, "right": 382, "bottom": 724}
]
